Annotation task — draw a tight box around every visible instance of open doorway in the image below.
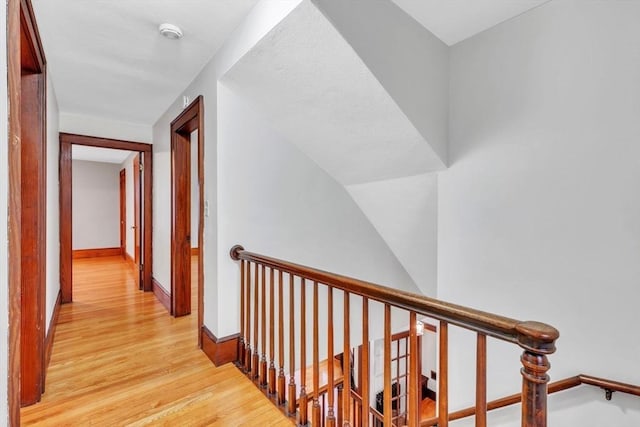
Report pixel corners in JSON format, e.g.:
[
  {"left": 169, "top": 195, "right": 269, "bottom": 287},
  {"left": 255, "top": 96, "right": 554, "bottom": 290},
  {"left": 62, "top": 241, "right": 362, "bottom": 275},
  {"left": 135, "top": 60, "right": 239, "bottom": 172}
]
[
  {"left": 59, "top": 134, "right": 153, "bottom": 301},
  {"left": 170, "top": 96, "right": 204, "bottom": 345}
]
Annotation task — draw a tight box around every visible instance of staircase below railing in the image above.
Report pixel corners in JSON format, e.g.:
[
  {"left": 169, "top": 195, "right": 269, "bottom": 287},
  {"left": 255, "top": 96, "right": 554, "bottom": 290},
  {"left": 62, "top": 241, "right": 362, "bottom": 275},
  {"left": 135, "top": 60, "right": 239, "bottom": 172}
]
[{"left": 230, "top": 245, "right": 559, "bottom": 427}]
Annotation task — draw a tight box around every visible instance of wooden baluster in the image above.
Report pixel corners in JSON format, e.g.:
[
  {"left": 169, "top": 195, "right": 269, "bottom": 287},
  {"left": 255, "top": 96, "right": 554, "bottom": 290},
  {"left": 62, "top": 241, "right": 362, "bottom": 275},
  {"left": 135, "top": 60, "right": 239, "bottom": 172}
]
[
  {"left": 244, "top": 262, "right": 252, "bottom": 373},
  {"left": 439, "top": 321, "right": 449, "bottom": 427},
  {"left": 476, "top": 333, "right": 487, "bottom": 427},
  {"left": 361, "top": 298, "right": 370, "bottom": 427},
  {"left": 326, "top": 287, "right": 335, "bottom": 427},
  {"left": 408, "top": 312, "right": 420, "bottom": 427},
  {"left": 288, "top": 274, "right": 297, "bottom": 416},
  {"left": 337, "top": 384, "right": 343, "bottom": 426},
  {"left": 312, "top": 282, "right": 321, "bottom": 426},
  {"left": 239, "top": 260, "right": 245, "bottom": 365},
  {"left": 252, "top": 263, "right": 259, "bottom": 380},
  {"left": 268, "top": 268, "right": 276, "bottom": 395},
  {"left": 343, "top": 291, "right": 351, "bottom": 426},
  {"left": 260, "top": 265, "right": 267, "bottom": 387},
  {"left": 383, "top": 305, "right": 392, "bottom": 427},
  {"left": 299, "top": 278, "right": 308, "bottom": 426},
  {"left": 278, "top": 269, "right": 286, "bottom": 405}
]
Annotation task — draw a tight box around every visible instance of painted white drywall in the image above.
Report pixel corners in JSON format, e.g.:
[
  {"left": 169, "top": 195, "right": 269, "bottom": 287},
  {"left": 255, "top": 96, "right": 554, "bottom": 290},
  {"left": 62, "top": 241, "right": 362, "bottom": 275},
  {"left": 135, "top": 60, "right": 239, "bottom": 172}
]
[
  {"left": 347, "top": 173, "right": 438, "bottom": 296},
  {"left": 46, "top": 74, "right": 60, "bottom": 330},
  {"left": 217, "top": 84, "right": 418, "bottom": 338},
  {"left": 72, "top": 160, "right": 121, "bottom": 250},
  {"left": 121, "top": 152, "right": 136, "bottom": 259},
  {"left": 441, "top": 0, "right": 640, "bottom": 424},
  {"left": 59, "top": 112, "right": 152, "bottom": 143},
  {"left": 313, "top": 0, "right": 449, "bottom": 167},
  {"left": 222, "top": 0, "right": 442, "bottom": 186},
  {"left": 0, "top": 1, "right": 9, "bottom": 421},
  {"left": 151, "top": 0, "right": 304, "bottom": 316}
]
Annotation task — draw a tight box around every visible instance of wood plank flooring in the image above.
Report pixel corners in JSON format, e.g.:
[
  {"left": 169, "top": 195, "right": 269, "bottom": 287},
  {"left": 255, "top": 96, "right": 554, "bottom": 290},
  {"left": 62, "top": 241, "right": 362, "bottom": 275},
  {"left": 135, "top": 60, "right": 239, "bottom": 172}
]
[{"left": 21, "top": 256, "right": 293, "bottom": 426}]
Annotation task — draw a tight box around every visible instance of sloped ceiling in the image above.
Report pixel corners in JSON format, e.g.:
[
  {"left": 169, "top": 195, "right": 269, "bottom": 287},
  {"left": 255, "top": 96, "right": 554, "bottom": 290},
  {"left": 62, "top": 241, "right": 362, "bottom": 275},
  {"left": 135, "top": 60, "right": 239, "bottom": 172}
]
[
  {"left": 221, "top": 0, "right": 444, "bottom": 186},
  {"left": 391, "top": 0, "right": 550, "bottom": 45},
  {"left": 32, "top": 0, "right": 259, "bottom": 124}
]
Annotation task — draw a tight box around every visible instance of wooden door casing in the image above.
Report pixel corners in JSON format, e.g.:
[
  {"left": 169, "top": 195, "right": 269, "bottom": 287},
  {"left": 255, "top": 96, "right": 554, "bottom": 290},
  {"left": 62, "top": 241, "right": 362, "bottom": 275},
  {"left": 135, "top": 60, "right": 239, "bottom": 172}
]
[
  {"left": 170, "top": 96, "right": 204, "bottom": 335},
  {"left": 119, "top": 168, "right": 126, "bottom": 259}
]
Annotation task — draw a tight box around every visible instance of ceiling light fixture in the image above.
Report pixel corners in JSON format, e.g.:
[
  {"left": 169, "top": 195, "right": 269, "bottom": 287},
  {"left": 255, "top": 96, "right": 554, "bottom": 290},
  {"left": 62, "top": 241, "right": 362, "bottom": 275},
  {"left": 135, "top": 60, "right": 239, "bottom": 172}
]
[{"left": 159, "top": 23, "right": 183, "bottom": 40}]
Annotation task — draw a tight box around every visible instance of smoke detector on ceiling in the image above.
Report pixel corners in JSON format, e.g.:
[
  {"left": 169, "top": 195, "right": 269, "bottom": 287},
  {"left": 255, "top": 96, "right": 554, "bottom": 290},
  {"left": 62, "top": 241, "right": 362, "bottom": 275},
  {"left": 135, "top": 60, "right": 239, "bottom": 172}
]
[{"left": 158, "top": 23, "right": 183, "bottom": 40}]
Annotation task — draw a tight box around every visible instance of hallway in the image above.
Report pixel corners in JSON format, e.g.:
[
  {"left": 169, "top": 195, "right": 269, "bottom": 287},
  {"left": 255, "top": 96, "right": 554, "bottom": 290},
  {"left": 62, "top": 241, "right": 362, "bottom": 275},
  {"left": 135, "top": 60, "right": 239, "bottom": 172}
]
[{"left": 20, "top": 256, "right": 292, "bottom": 426}]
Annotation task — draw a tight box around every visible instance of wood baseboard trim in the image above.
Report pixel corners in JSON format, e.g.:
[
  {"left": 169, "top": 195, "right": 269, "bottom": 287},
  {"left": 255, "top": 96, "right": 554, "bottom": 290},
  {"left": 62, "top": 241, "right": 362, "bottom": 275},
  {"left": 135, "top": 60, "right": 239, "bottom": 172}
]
[
  {"left": 191, "top": 247, "right": 199, "bottom": 256},
  {"left": 152, "top": 277, "right": 171, "bottom": 314},
  {"left": 44, "top": 290, "right": 62, "bottom": 389},
  {"left": 124, "top": 251, "right": 134, "bottom": 266},
  {"left": 73, "top": 247, "right": 122, "bottom": 259},
  {"left": 201, "top": 326, "right": 239, "bottom": 367}
]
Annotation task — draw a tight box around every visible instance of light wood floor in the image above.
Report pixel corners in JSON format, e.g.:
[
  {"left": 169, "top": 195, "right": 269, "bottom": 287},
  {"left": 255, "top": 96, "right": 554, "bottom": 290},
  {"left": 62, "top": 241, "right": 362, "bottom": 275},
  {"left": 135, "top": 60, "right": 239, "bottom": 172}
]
[{"left": 21, "top": 256, "right": 292, "bottom": 426}]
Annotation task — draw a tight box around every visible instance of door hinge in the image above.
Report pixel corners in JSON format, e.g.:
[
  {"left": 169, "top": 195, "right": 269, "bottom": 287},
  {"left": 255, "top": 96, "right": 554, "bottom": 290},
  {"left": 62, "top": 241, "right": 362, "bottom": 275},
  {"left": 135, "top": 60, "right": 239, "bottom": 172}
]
[
  {"left": 139, "top": 263, "right": 143, "bottom": 271},
  {"left": 139, "top": 163, "right": 144, "bottom": 172}
]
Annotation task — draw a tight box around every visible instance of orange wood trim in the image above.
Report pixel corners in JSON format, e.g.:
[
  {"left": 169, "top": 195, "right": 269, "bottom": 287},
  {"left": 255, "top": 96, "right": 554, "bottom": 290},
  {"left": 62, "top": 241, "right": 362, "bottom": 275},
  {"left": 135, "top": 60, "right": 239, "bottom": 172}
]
[
  {"left": 191, "top": 247, "right": 200, "bottom": 256},
  {"left": 230, "top": 247, "right": 559, "bottom": 354},
  {"left": 72, "top": 247, "right": 122, "bottom": 259},
  {"left": 8, "top": 0, "right": 22, "bottom": 421},
  {"left": 59, "top": 141, "right": 72, "bottom": 304},
  {"left": 119, "top": 168, "right": 126, "bottom": 257},
  {"left": 578, "top": 375, "right": 640, "bottom": 398},
  {"left": 44, "top": 290, "right": 62, "bottom": 385},
  {"left": 16, "top": 0, "right": 47, "bottom": 408},
  {"left": 59, "top": 132, "right": 152, "bottom": 152},
  {"left": 435, "top": 375, "right": 640, "bottom": 425},
  {"left": 152, "top": 277, "right": 171, "bottom": 314},
  {"left": 200, "top": 326, "right": 239, "bottom": 367},
  {"left": 170, "top": 95, "right": 204, "bottom": 344},
  {"left": 142, "top": 150, "right": 153, "bottom": 292}
]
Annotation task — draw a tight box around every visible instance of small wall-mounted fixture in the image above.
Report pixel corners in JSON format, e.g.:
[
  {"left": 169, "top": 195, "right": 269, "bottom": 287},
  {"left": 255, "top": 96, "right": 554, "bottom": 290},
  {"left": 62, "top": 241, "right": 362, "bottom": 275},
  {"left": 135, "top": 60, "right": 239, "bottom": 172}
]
[{"left": 159, "top": 23, "right": 183, "bottom": 40}]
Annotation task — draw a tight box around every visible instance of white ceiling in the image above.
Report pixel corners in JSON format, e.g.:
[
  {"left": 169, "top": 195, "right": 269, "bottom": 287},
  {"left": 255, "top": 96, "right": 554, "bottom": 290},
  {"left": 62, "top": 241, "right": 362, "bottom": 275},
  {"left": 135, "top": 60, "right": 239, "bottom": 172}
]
[
  {"left": 222, "top": 1, "right": 444, "bottom": 186},
  {"left": 72, "top": 146, "right": 132, "bottom": 164},
  {"left": 391, "top": 0, "right": 550, "bottom": 45},
  {"left": 32, "top": 0, "right": 259, "bottom": 125}
]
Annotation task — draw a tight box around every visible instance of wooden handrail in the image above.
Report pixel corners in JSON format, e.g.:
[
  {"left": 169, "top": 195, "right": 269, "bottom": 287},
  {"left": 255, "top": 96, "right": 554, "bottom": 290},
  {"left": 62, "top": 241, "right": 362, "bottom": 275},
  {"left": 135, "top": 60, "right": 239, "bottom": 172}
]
[
  {"left": 419, "top": 375, "right": 640, "bottom": 426},
  {"left": 231, "top": 245, "right": 560, "bottom": 427},
  {"left": 578, "top": 374, "right": 640, "bottom": 397},
  {"left": 230, "top": 245, "right": 559, "bottom": 354}
]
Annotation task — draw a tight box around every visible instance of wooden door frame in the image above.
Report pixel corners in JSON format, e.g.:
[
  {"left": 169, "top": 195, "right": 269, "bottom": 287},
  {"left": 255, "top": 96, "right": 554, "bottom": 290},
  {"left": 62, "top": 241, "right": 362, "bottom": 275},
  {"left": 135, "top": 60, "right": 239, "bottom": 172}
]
[
  {"left": 59, "top": 133, "right": 153, "bottom": 302},
  {"left": 8, "top": 0, "right": 47, "bottom": 416},
  {"left": 170, "top": 96, "right": 205, "bottom": 346},
  {"left": 119, "top": 168, "right": 126, "bottom": 258},
  {"left": 133, "top": 153, "right": 141, "bottom": 288}
]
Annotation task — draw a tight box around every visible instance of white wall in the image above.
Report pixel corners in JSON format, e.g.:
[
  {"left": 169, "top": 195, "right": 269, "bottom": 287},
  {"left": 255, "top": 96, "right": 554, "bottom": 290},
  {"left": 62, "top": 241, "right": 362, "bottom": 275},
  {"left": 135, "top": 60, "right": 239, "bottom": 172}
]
[
  {"left": 121, "top": 152, "right": 136, "bottom": 259},
  {"left": 217, "top": 84, "right": 418, "bottom": 338},
  {"left": 59, "top": 112, "right": 151, "bottom": 143},
  {"left": 0, "top": 0, "right": 9, "bottom": 421},
  {"left": 313, "top": 0, "right": 449, "bottom": 166},
  {"left": 72, "top": 160, "right": 121, "bottom": 249},
  {"left": 441, "top": 0, "right": 640, "bottom": 424},
  {"left": 46, "top": 73, "right": 60, "bottom": 329},
  {"left": 151, "top": 0, "right": 303, "bottom": 304}
]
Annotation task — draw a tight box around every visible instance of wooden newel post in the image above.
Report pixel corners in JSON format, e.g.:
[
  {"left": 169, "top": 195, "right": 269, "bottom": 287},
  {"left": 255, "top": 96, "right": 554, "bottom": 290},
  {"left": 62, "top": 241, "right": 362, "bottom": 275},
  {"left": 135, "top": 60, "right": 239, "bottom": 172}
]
[
  {"left": 516, "top": 321, "right": 560, "bottom": 427},
  {"left": 520, "top": 351, "right": 551, "bottom": 427}
]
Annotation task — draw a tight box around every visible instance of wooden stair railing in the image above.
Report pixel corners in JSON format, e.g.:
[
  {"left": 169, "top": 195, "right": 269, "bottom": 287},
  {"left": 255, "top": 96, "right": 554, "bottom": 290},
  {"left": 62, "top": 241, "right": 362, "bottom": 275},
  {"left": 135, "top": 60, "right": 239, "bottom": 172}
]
[
  {"left": 230, "top": 245, "right": 559, "bottom": 427},
  {"left": 427, "top": 374, "right": 640, "bottom": 425}
]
